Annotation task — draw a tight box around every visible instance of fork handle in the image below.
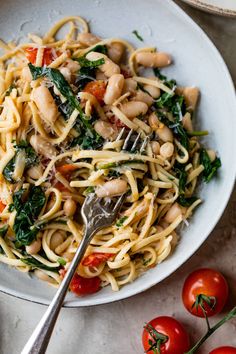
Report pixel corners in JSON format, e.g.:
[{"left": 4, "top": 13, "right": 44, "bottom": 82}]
[{"left": 21, "top": 230, "right": 92, "bottom": 354}]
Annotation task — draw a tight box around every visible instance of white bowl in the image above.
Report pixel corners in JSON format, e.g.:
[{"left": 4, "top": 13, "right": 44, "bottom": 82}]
[
  {"left": 0, "top": 0, "right": 235, "bottom": 307},
  {"left": 181, "top": 0, "right": 236, "bottom": 17}
]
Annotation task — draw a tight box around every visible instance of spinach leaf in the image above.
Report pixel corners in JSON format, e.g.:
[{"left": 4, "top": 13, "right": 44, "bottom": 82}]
[
  {"left": 178, "top": 195, "right": 198, "bottom": 207},
  {"left": 3, "top": 140, "right": 38, "bottom": 183},
  {"left": 28, "top": 64, "right": 103, "bottom": 150},
  {"left": 116, "top": 216, "right": 128, "bottom": 227},
  {"left": 20, "top": 256, "right": 60, "bottom": 272},
  {"left": 0, "top": 225, "right": 8, "bottom": 237},
  {"left": 153, "top": 68, "right": 177, "bottom": 89},
  {"left": 200, "top": 149, "right": 221, "bottom": 183},
  {"left": 174, "top": 163, "right": 187, "bottom": 194},
  {"left": 87, "top": 44, "right": 108, "bottom": 55},
  {"left": 132, "top": 30, "right": 143, "bottom": 42},
  {"left": 75, "top": 56, "right": 105, "bottom": 69},
  {"left": 13, "top": 186, "right": 46, "bottom": 246}
]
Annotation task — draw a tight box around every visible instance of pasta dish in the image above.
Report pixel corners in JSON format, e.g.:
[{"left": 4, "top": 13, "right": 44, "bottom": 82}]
[{"left": 0, "top": 17, "right": 221, "bottom": 296}]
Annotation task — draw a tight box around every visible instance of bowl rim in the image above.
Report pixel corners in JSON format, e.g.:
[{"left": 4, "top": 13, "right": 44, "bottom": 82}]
[
  {"left": 181, "top": 0, "right": 236, "bottom": 17},
  {"left": 0, "top": 0, "right": 236, "bottom": 307}
]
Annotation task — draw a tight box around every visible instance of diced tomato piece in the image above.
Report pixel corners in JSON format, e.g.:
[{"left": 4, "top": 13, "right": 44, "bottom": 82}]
[
  {"left": 56, "top": 164, "right": 78, "bottom": 176},
  {"left": 121, "top": 68, "right": 132, "bottom": 78},
  {"left": 82, "top": 252, "right": 114, "bottom": 267},
  {"left": 70, "top": 273, "right": 101, "bottom": 296},
  {"left": 83, "top": 81, "right": 106, "bottom": 104},
  {"left": 0, "top": 201, "right": 6, "bottom": 213},
  {"left": 25, "top": 47, "right": 57, "bottom": 66},
  {"left": 54, "top": 181, "right": 70, "bottom": 193},
  {"left": 108, "top": 115, "right": 127, "bottom": 128}
]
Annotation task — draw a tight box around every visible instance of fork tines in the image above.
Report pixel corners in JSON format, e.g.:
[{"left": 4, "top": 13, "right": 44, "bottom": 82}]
[{"left": 117, "top": 128, "right": 149, "bottom": 154}]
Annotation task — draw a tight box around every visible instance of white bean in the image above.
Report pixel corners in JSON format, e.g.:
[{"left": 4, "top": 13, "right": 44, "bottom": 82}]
[
  {"left": 150, "top": 141, "right": 160, "bottom": 155},
  {"left": 26, "top": 238, "right": 42, "bottom": 255},
  {"left": 207, "top": 149, "right": 216, "bottom": 162},
  {"left": 104, "top": 74, "right": 124, "bottom": 105},
  {"left": 59, "top": 67, "right": 71, "bottom": 82},
  {"left": 94, "top": 119, "right": 117, "bottom": 141},
  {"left": 132, "top": 90, "right": 153, "bottom": 107},
  {"left": 27, "top": 165, "right": 43, "bottom": 179},
  {"left": 50, "top": 232, "right": 65, "bottom": 252},
  {"left": 148, "top": 112, "right": 160, "bottom": 130},
  {"left": 30, "top": 135, "right": 57, "bottom": 159},
  {"left": 182, "top": 112, "right": 193, "bottom": 132},
  {"left": 120, "top": 101, "right": 148, "bottom": 119},
  {"left": 107, "top": 42, "right": 124, "bottom": 63},
  {"left": 164, "top": 203, "right": 183, "bottom": 223},
  {"left": 96, "top": 179, "right": 128, "bottom": 198},
  {"left": 31, "top": 85, "right": 58, "bottom": 124},
  {"left": 122, "top": 78, "right": 137, "bottom": 94},
  {"left": 86, "top": 52, "right": 120, "bottom": 77},
  {"left": 157, "top": 126, "right": 173, "bottom": 143},
  {"left": 160, "top": 142, "right": 174, "bottom": 159},
  {"left": 136, "top": 52, "right": 171, "bottom": 68},
  {"left": 143, "top": 84, "right": 160, "bottom": 99},
  {"left": 183, "top": 87, "right": 199, "bottom": 111},
  {"left": 63, "top": 199, "right": 77, "bottom": 217},
  {"left": 78, "top": 33, "right": 100, "bottom": 46}
]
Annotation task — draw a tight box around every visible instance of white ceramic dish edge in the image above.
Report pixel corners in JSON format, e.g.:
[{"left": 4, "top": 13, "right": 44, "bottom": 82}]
[{"left": 181, "top": 0, "right": 236, "bottom": 17}]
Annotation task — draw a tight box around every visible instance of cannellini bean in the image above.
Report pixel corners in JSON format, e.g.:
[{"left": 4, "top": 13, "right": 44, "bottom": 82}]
[
  {"left": 122, "top": 78, "right": 137, "bottom": 94},
  {"left": 78, "top": 32, "right": 100, "bottom": 46},
  {"left": 27, "top": 165, "right": 43, "bottom": 179},
  {"left": 66, "top": 59, "right": 80, "bottom": 73},
  {"left": 182, "top": 112, "right": 193, "bottom": 132},
  {"left": 183, "top": 87, "right": 199, "bottom": 111},
  {"left": 30, "top": 135, "right": 57, "bottom": 159},
  {"left": 59, "top": 67, "right": 71, "bottom": 82},
  {"left": 63, "top": 199, "right": 77, "bottom": 217},
  {"left": 94, "top": 119, "right": 117, "bottom": 141},
  {"left": 96, "top": 179, "right": 128, "bottom": 198},
  {"left": 150, "top": 141, "right": 160, "bottom": 155},
  {"left": 104, "top": 74, "right": 124, "bottom": 105},
  {"left": 164, "top": 203, "right": 183, "bottom": 223},
  {"left": 31, "top": 85, "right": 58, "bottom": 124},
  {"left": 157, "top": 126, "right": 173, "bottom": 143},
  {"left": 107, "top": 42, "right": 124, "bottom": 63},
  {"left": 136, "top": 52, "right": 171, "bottom": 68},
  {"left": 21, "top": 66, "right": 32, "bottom": 82},
  {"left": 143, "top": 84, "right": 160, "bottom": 99},
  {"left": 207, "top": 149, "right": 216, "bottom": 162},
  {"left": 50, "top": 232, "right": 65, "bottom": 252},
  {"left": 26, "top": 238, "right": 42, "bottom": 255},
  {"left": 132, "top": 90, "right": 153, "bottom": 107},
  {"left": 34, "top": 269, "right": 54, "bottom": 283},
  {"left": 120, "top": 101, "right": 148, "bottom": 119},
  {"left": 148, "top": 112, "right": 160, "bottom": 130},
  {"left": 86, "top": 52, "right": 120, "bottom": 77},
  {"left": 160, "top": 142, "right": 174, "bottom": 159}
]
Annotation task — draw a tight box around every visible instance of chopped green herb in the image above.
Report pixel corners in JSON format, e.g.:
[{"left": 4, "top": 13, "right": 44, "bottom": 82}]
[
  {"left": 84, "top": 186, "right": 95, "bottom": 195},
  {"left": 200, "top": 149, "right": 221, "bottom": 183},
  {"left": 75, "top": 56, "right": 105, "bottom": 69},
  {"left": 87, "top": 44, "right": 108, "bottom": 55},
  {"left": 153, "top": 68, "right": 177, "bottom": 89},
  {"left": 178, "top": 195, "right": 198, "bottom": 207},
  {"left": 57, "top": 257, "right": 66, "bottom": 266},
  {"left": 116, "top": 216, "right": 128, "bottom": 228},
  {"left": 132, "top": 30, "right": 143, "bottom": 42},
  {"left": 187, "top": 130, "right": 209, "bottom": 137}
]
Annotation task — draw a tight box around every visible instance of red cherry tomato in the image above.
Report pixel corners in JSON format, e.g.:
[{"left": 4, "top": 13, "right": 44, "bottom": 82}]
[
  {"left": 210, "top": 347, "right": 236, "bottom": 354},
  {"left": 25, "top": 47, "right": 57, "bottom": 66},
  {"left": 182, "top": 268, "right": 228, "bottom": 318},
  {"left": 142, "top": 316, "right": 190, "bottom": 354},
  {"left": 83, "top": 80, "right": 106, "bottom": 103},
  {"left": 82, "top": 252, "right": 114, "bottom": 267},
  {"left": 0, "top": 201, "right": 6, "bottom": 213},
  {"left": 108, "top": 115, "right": 127, "bottom": 128},
  {"left": 60, "top": 270, "right": 101, "bottom": 296}
]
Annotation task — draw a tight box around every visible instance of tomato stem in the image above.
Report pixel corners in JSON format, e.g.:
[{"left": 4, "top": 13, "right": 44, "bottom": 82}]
[{"left": 185, "top": 306, "right": 236, "bottom": 354}]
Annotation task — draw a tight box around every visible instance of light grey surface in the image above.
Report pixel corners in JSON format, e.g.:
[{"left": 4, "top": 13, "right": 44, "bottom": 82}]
[{"left": 1, "top": 1, "right": 236, "bottom": 353}]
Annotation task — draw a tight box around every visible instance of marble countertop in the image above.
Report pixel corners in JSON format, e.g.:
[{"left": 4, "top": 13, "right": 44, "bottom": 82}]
[{"left": 1, "top": 2, "right": 236, "bottom": 353}]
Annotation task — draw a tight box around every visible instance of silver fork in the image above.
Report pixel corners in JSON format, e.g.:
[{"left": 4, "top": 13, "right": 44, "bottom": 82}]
[{"left": 21, "top": 128, "right": 147, "bottom": 354}]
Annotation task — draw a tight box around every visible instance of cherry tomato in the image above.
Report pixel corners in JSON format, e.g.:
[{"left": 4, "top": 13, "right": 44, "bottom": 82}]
[
  {"left": 25, "top": 47, "right": 57, "bottom": 66},
  {"left": 83, "top": 80, "right": 106, "bottom": 103},
  {"left": 70, "top": 273, "right": 101, "bottom": 296},
  {"left": 54, "top": 181, "right": 70, "bottom": 193},
  {"left": 182, "top": 268, "right": 228, "bottom": 318},
  {"left": 60, "top": 270, "right": 101, "bottom": 296},
  {"left": 108, "top": 115, "right": 127, "bottom": 128},
  {"left": 0, "top": 201, "right": 6, "bottom": 213},
  {"left": 82, "top": 252, "right": 114, "bottom": 267},
  {"left": 210, "top": 347, "right": 236, "bottom": 354},
  {"left": 142, "top": 316, "right": 190, "bottom": 354}
]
